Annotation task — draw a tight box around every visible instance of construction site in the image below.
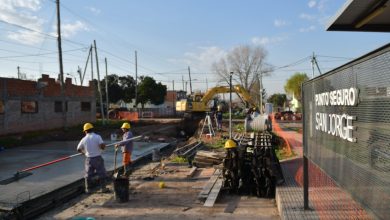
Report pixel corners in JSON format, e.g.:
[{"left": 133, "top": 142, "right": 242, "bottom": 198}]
[{"left": 1, "top": 0, "right": 389, "bottom": 220}]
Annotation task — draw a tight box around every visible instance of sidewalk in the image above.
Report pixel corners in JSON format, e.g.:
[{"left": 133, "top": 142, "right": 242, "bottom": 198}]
[{"left": 273, "top": 120, "right": 372, "bottom": 220}]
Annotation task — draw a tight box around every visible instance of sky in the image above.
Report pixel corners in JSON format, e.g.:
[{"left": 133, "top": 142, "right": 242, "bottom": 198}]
[{"left": 0, "top": 0, "right": 389, "bottom": 96}]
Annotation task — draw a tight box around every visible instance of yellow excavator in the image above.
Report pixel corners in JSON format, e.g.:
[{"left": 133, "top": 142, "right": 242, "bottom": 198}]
[{"left": 176, "top": 84, "right": 257, "bottom": 116}]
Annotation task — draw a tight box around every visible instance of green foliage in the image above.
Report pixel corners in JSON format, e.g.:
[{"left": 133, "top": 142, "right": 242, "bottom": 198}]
[
  {"left": 267, "top": 93, "right": 287, "bottom": 108},
  {"left": 137, "top": 76, "right": 167, "bottom": 108},
  {"left": 171, "top": 156, "right": 188, "bottom": 163},
  {"left": 119, "top": 75, "right": 136, "bottom": 103},
  {"left": 234, "top": 124, "right": 245, "bottom": 132},
  {"left": 96, "top": 74, "right": 136, "bottom": 105},
  {"left": 209, "top": 138, "right": 226, "bottom": 149},
  {"left": 284, "top": 72, "right": 309, "bottom": 100}
]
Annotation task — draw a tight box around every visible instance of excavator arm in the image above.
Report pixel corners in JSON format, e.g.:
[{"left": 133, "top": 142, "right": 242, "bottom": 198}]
[{"left": 201, "top": 85, "right": 257, "bottom": 108}]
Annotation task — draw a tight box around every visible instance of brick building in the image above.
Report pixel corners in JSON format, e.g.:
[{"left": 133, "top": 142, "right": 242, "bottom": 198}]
[{"left": 0, "top": 74, "right": 96, "bottom": 135}]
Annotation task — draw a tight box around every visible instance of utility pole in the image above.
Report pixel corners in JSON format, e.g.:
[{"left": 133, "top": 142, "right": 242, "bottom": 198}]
[
  {"left": 81, "top": 46, "right": 92, "bottom": 86},
  {"left": 90, "top": 45, "right": 94, "bottom": 80},
  {"left": 185, "top": 81, "right": 188, "bottom": 94},
  {"left": 311, "top": 52, "right": 315, "bottom": 78},
  {"left": 229, "top": 72, "right": 233, "bottom": 139},
  {"left": 206, "top": 77, "right": 209, "bottom": 91},
  {"left": 188, "top": 66, "right": 192, "bottom": 94},
  {"left": 77, "top": 66, "right": 82, "bottom": 85},
  {"left": 17, "top": 66, "right": 20, "bottom": 79},
  {"left": 93, "top": 40, "right": 105, "bottom": 124},
  {"left": 105, "top": 57, "right": 109, "bottom": 120},
  {"left": 311, "top": 52, "right": 322, "bottom": 77},
  {"left": 172, "top": 80, "right": 175, "bottom": 116},
  {"left": 56, "top": 0, "right": 66, "bottom": 129},
  {"left": 182, "top": 75, "right": 184, "bottom": 91},
  {"left": 135, "top": 50, "right": 138, "bottom": 108}
]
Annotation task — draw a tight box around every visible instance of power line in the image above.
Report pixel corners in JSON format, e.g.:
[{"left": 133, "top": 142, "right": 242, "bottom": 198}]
[{"left": 0, "top": 47, "right": 88, "bottom": 59}]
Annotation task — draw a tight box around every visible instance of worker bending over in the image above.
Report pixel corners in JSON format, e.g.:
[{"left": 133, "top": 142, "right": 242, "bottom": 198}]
[
  {"left": 116, "top": 122, "right": 134, "bottom": 176},
  {"left": 77, "top": 123, "right": 109, "bottom": 193}
]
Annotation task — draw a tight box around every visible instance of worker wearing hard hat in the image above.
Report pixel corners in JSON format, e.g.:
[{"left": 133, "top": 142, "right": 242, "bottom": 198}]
[
  {"left": 77, "top": 123, "right": 109, "bottom": 193},
  {"left": 116, "top": 122, "right": 134, "bottom": 175},
  {"left": 216, "top": 105, "right": 223, "bottom": 131},
  {"left": 224, "top": 139, "right": 237, "bottom": 149}
]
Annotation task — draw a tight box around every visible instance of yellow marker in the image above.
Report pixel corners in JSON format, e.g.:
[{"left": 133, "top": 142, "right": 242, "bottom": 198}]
[{"left": 159, "top": 181, "right": 165, "bottom": 188}]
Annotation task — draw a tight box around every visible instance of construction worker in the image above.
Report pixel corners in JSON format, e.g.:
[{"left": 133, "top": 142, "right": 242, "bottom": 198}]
[
  {"left": 115, "top": 122, "right": 134, "bottom": 175},
  {"left": 216, "top": 105, "right": 223, "bottom": 131},
  {"left": 77, "top": 122, "right": 109, "bottom": 193}
]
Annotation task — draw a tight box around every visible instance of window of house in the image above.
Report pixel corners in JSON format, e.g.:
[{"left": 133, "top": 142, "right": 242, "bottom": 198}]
[
  {"left": 0, "top": 100, "right": 4, "bottom": 114},
  {"left": 21, "top": 101, "right": 38, "bottom": 113},
  {"left": 54, "top": 101, "right": 68, "bottom": 112},
  {"left": 81, "top": 102, "right": 91, "bottom": 111}
]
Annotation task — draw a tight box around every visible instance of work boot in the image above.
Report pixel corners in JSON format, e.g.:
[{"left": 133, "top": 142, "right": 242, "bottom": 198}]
[
  {"left": 84, "top": 178, "right": 92, "bottom": 194},
  {"left": 99, "top": 178, "right": 110, "bottom": 193}
]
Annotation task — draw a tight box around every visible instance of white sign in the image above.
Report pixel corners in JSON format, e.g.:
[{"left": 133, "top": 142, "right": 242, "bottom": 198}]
[{"left": 314, "top": 88, "right": 358, "bottom": 142}]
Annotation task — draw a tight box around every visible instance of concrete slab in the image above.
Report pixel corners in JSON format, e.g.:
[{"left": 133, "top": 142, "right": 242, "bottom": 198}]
[{"left": 0, "top": 140, "right": 169, "bottom": 209}]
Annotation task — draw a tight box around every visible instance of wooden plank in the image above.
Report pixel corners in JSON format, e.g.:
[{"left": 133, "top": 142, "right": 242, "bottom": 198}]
[
  {"left": 203, "top": 178, "right": 223, "bottom": 207},
  {"left": 197, "top": 169, "right": 220, "bottom": 199},
  {"left": 186, "top": 167, "right": 197, "bottom": 178}
]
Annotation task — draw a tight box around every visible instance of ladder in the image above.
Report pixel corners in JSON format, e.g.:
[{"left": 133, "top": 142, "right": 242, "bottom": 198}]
[{"left": 200, "top": 113, "right": 215, "bottom": 137}]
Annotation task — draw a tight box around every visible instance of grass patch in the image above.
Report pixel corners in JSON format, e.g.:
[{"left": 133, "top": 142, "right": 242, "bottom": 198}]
[
  {"left": 275, "top": 147, "right": 296, "bottom": 160},
  {"left": 171, "top": 156, "right": 188, "bottom": 163},
  {"left": 234, "top": 124, "right": 245, "bottom": 133},
  {"left": 205, "top": 138, "right": 226, "bottom": 149},
  {"left": 272, "top": 132, "right": 297, "bottom": 160}
]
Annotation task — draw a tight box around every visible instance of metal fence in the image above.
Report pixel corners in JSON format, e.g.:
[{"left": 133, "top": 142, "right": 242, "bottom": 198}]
[{"left": 302, "top": 43, "right": 390, "bottom": 220}]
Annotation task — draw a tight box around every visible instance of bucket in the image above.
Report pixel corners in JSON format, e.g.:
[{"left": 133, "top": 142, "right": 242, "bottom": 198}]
[{"left": 113, "top": 176, "right": 129, "bottom": 203}]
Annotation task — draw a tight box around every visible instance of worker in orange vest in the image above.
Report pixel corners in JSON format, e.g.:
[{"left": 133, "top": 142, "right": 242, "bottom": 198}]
[{"left": 115, "top": 122, "right": 134, "bottom": 176}]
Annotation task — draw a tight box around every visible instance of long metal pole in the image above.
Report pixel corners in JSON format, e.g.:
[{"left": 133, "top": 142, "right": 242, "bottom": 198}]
[
  {"left": 229, "top": 72, "right": 233, "bottom": 139},
  {"left": 135, "top": 50, "right": 138, "bottom": 108},
  {"left": 93, "top": 40, "right": 105, "bottom": 124},
  {"left": 56, "top": 0, "right": 66, "bottom": 129},
  {"left": 260, "top": 71, "right": 263, "bottom": 114},
  {"left": 105, "top": 57, "right": 109, "bottom": 119},
  {"left": 302, "top": 83, "right": 309, "bottom": 210}
]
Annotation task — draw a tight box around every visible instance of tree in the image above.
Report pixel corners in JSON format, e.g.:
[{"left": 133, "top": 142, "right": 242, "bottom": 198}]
[
  {"left": 101, "top": 74, "right": 123, "bottom": 104},
  {"left": 137, "top": 76, "right": 167, "bottom": 109},
  {"left": 284, "top": 72, "right": 309, "bottom": 101},
  {"left": 118, "top": 75, "right": 136, "bottom": 103},
  {"left": 212, "top": 45, "right": 273, "bottom": 95},
  {"left": 267, "top": 93, "right": 287, "bottom": 108}
]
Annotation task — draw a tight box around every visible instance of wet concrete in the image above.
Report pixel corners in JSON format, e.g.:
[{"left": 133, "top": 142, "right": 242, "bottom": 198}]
[{"left": 0, "top": 140, "right": 169, "bottom": 209}]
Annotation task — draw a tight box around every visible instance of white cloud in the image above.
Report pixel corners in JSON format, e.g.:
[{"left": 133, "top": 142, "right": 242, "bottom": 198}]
[
  {"left": 299, "top": 13, "right": 315, "bottom": 21},
  {"left": 7, "top": 30, "right": 43, "bottom": 45},
  {"left": 299, "top": 25, "right": 316, "bottom": 32},
  {"left": 0, "top": 0, "right": 45, "bottom": 45},
  {"left": 251, "top": 36, "right": 287, "bottom": 46},
  {"left": 86, "top": 6, "right": 101, "bottom": 15},
  {"left": 169, "top": 46, "right": 227, "bottom": 72},
  {"left": 1, "top": 0, "right": 41, "bottom": 11},
  {"left": 308, "top": 1, "right": 316, "bottom": 8},
  {"left": 274, "top": 19, "right": 288, "bottom": 27},
  {"left": 59, "top": 21, "right": 89, "bottom": 38}
]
